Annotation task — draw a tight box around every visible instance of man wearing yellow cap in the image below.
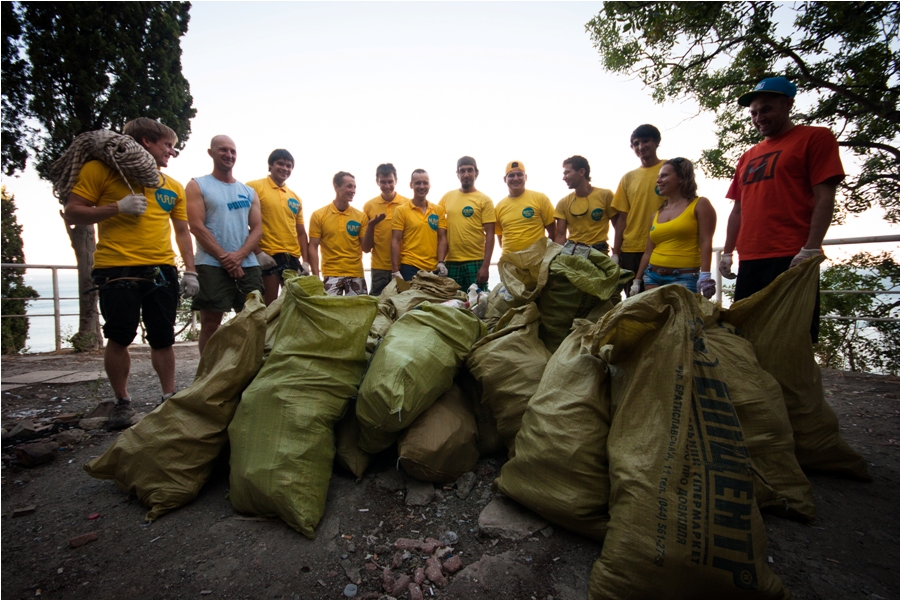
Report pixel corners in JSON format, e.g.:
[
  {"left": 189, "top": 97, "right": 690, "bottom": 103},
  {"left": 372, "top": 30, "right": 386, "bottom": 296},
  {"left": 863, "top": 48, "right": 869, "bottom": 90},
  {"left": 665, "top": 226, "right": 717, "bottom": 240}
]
[
  {"left": 554, "top": 154, "right": 618, "bottom": 253},
  {"left": 494, "top": 161, "right": 555, "bottom": 253},
  {"left": 308, "top": 171, "right": 375, "bottom": 295},
  {"left": 391, "top": 169, "right": 448, "bottom": 280},
  {"left": 438, "top": 156, "right": 496, "bottom": 291},
  {"left": 363, "top": 163, "right": 409, "bottom": 296}
]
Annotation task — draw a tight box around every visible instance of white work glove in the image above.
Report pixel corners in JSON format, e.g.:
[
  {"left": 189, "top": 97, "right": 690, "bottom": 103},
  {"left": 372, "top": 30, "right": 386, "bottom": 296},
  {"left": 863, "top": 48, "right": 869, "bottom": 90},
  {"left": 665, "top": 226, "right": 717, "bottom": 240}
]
[
  {"left": 698, "top": 271, "right": 716, "bottom": 299},
  {"left": 718, "top": 253, "right": 737, "bottom": 280},
  {"left": 436, "top": 262, "right": 449, "bottom": 277},
  {"left": 610, "top": 253, "right": 620, "bottom": 265},
  {"left": 116, "top": 193, "right": 147, "bottom": 216},
  {"left": 392, "top": 271, "right": 402, "bottom": 280},
  {"left": 630, "top": 278, "right": 642, "bottom": 296},
  {"left": 180, "top": 271, "right": 200, "bottom": 298},
  {"left": 255, "top": 251, "right": 277, "bottom": 270},
  {"left": 300, "top": 261, "right": 312, "bottom": 275},
  {"left": 790, "top": 247, "right": 822, "bottom": 268}
]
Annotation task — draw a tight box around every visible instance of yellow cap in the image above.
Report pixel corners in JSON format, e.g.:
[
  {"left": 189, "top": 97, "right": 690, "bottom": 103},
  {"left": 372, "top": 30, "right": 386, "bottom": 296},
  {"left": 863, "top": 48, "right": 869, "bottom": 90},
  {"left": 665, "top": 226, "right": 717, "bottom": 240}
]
[{"left": 505, "top": 160, "right": 526, "bottom": 175}]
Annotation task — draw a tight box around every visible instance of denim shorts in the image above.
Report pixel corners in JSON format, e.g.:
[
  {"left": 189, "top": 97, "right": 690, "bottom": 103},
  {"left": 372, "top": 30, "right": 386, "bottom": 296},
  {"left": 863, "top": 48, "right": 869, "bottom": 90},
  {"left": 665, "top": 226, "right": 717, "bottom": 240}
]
[{"left": 644, "top": 266, "right": 698, "bottom": 292}]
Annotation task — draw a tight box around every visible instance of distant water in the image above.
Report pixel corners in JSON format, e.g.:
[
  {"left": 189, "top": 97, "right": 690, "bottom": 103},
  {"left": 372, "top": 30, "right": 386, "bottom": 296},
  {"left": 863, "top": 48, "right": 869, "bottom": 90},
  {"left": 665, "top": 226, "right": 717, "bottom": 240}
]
[{"left": 21, "top": 268, "right": 81, "bottom": 353}]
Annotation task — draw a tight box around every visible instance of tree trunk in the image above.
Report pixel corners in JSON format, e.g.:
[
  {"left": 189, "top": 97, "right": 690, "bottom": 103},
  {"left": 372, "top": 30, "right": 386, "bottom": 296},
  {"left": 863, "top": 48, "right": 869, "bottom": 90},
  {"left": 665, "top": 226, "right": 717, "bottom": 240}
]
[{"left": 62, "top": 214, "right": 103, "bottom": 351}]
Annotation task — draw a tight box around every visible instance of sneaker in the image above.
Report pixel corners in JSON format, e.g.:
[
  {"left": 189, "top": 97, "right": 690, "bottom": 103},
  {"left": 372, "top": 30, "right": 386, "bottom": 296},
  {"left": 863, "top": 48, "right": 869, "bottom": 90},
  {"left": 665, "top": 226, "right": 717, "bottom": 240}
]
[{"left": 106, "top": 398, "right": 135, "bottom": 430}]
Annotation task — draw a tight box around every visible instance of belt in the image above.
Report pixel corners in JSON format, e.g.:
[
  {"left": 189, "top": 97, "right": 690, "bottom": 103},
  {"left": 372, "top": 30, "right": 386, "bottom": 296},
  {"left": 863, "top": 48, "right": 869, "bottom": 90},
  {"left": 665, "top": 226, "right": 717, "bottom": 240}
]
[{"left": 648, "top": 266, "right": 700, "bottom": 275}]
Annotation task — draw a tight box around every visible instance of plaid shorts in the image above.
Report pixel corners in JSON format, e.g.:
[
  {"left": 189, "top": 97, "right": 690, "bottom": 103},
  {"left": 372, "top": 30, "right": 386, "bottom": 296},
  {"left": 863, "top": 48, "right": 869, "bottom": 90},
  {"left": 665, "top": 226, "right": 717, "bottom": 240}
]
[
  {"left": 323, "top": 276, "right": 368, "bottom": 296},
  {"left": 446, "top": 260, "right": 489, "bottom": 292}
]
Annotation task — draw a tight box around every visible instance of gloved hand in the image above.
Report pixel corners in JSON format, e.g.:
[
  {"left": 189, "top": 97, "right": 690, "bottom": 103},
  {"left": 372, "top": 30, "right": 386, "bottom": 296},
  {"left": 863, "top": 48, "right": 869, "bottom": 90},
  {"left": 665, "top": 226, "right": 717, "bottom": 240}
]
[
  {"left": 610, "top": 253, "right": 620, "bottom": 265},
  {"left": 790, "top": 247, "right": 822, "bottom": 268},
  {"left": 436, "top": 262, "right": 449, "bottom": 277},
  {"left": 255, "top": 251, "right": 277, "bottom": 270},
  {"left": 180, "top": 271, "right": 200, "bottom": 298},
  {"left": 718, "top": 253, "right": 737, "bottom": 279},
  {"left": 392, "top": 271, "right": 402, "bottom": 280},
  {"left": 698, "top": 271, "right": 716, "bottom": 299},
  {"left": 300, "top": 261, "right": 312, "bottom": 275},
  {"left": 630, "top": 278, "right": 642, "bottom": 296},
  {"left": 116, "top": 194, "right": 147, "bottom": 216}
]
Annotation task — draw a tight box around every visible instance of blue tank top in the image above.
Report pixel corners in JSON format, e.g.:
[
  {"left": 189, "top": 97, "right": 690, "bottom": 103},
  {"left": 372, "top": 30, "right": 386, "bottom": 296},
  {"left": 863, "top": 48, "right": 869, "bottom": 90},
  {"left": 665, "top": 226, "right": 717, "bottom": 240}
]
[{"left": 193, "top": 175, "right": 259, "bottom": 268}]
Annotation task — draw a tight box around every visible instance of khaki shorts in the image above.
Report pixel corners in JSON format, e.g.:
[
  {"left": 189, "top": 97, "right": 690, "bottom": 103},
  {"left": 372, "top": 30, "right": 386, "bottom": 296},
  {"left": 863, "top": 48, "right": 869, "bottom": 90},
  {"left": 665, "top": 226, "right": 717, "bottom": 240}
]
[
  {"left": 192, "top": 265, "right": 263, "bottom": 312},
  {"left": 323, "top": 276, "right": 368, "bottom": 296}
]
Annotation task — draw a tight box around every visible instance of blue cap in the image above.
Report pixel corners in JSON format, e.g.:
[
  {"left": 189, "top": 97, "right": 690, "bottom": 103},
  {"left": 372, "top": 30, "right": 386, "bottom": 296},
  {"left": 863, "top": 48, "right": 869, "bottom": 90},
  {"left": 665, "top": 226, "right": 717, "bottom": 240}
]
[{"left": 737, "top": 76, "right": 797, "bottom": 107}]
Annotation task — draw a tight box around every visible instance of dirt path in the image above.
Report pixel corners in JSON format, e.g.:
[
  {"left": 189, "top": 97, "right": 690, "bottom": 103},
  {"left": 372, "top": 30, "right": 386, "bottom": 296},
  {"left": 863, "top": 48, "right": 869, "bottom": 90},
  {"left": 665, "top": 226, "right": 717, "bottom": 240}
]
[{"left": 2, "top": 346, "right": 898, "bottom": 599}]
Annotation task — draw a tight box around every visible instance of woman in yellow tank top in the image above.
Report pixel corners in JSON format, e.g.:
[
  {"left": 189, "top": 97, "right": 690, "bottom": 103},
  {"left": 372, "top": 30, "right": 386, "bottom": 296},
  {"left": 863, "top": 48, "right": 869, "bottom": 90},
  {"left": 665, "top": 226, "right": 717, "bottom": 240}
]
[{"left": 631, "top": 158, "right": 717, "bottom": 298}]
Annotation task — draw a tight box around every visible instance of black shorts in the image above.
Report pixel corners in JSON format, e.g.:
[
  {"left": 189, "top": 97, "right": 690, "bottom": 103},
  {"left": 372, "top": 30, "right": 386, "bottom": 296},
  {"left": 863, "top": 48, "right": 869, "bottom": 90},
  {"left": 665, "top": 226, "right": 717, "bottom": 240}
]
[
  {"left": 735, "top": 255, "right": 821, "bottom": 342},
  {"left": 92, "top": 265, "right": 178, "bottom": 349},
  {"left": 618, "top": 251, "right": 644, "bottom": 296},
  {"left": 262, "top": 253, "right": 301, "bottom": 278}
]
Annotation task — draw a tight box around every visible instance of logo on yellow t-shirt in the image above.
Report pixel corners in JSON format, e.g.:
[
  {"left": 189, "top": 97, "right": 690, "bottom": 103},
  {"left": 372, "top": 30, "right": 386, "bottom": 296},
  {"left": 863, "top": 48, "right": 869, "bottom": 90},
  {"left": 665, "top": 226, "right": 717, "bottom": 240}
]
[
  {"left": 288, "top": 198, "right": 300, "bottom": 214},
  {"left": 462, "top": 206, "right": 474, "bottom": 218},
  {"left": 522, "top": 207, "right": 535, "bottom": 218},
  {"left": 591, "top": 208, "right": 603, "bottom": 221},
  {"left": 346, "top": 220, "right": 361, "bottom": 236},
  {"left": 428, "top": 214, "right": 439, "bottom": 231},
  {"left": 155, "top": 189, "right": 177, "bottom": 213}
]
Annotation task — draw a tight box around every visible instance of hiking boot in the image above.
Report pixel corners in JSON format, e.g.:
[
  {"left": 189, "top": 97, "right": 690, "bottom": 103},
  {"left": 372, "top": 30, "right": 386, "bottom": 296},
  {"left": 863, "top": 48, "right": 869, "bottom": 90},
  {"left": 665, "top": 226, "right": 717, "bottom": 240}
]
[{"left": 106, "top": 399, "right": 135, "bottom": 430}]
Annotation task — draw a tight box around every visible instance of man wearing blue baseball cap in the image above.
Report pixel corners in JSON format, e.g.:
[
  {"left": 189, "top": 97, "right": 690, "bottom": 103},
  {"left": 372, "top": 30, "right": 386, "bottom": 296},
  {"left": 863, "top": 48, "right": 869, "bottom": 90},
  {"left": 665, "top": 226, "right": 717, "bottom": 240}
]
[{"left": 720, "top": 76, "right": 845, "bottom": 341}]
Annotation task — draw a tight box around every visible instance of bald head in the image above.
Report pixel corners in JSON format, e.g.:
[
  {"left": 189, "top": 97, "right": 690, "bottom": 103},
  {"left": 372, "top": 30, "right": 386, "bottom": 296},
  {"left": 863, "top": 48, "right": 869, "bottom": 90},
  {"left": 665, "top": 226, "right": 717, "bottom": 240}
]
[{"left": 208, "top": 135, "right": 237, "bottom": 178}]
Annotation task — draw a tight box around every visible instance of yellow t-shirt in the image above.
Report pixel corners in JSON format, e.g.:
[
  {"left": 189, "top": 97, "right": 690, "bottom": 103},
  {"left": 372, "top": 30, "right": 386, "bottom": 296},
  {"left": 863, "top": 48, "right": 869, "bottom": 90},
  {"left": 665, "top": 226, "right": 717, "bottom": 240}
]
[
  {"left": 554, "top": 187, "right": 617, "bottom": 247},
  {"left": 363, "top": 193, "right": 409, "bottom": 271},
  {"left": 247, "top": 176, "right": 304, "bottom": 257},
  {"left": 70, "top": 160, "right": 186, "bottom": 269},
  {"left": 308, "top": 203, "right": 370, "bottom": 277},
  {"left": 649, "top": 198, "right": 701, "bottom": 269},
  {"left": 611, "top": 160, "right": 666, "bottom": 253},
  {"left": 392, "top": 201, "right": 447, "bottom": 271},
  {"left": 494, "top": 190, "right": 555, "bottom": 253},
  {"left": 438, "top": 190, "right": 496, "bottom": 262}
]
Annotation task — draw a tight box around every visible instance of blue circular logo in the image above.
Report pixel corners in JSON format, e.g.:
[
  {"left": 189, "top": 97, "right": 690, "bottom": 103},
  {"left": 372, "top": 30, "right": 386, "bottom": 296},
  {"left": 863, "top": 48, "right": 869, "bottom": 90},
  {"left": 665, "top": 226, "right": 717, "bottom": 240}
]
[
  {"left": 428, "top": 214, "right": 439, "bottom": 230},
  {"left": 346, "top": 220, "right": 361, "bottom": 236},
  {"left": 155, "top": 189, "right": 176, "bottom": 212},
  {"left": 522, "top": 207, "right": 535, "bottom": 219},
  {"left": 288, "top": 198, "right": 300, "bottom": 215},
  {"left": 591, "top": 208, "right": 603, "bottom": 222},
  {"left": 462, "top": 206, "right": 474, "bottom": 218},
  {"left": 654, "top": 185, "right": 661, "bottom": 196}
]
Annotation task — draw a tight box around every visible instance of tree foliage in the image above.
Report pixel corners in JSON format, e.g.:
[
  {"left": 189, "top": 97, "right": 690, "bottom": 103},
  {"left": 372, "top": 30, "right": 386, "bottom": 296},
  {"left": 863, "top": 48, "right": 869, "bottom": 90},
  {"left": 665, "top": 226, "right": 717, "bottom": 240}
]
[
  {"left": 587, "top": 1, "right": 900, "bottom": 223},
  {"left": 1, "top": 2, "right": 31, "bottom": 176},
  {"left": 816, "top": 252, "right": 900, "bottom": 375},
  {"left": 1, "top": 186, "right": 38, "bottom": 353},
  {"left": 9, "top": 1, "right": 197, "bottom": 179}
]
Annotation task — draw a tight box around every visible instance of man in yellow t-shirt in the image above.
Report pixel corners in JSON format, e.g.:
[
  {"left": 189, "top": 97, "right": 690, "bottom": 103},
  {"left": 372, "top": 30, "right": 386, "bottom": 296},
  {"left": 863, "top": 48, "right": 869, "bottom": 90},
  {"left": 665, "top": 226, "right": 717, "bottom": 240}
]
[
  {"left": 438, "top": 156, "right": 495, "bottom": 291},
  {"left": 611, "top": 124, "right": 666, "bottom": 295},
  {"left": 63, "top": 118, "right": 197, "bottom": 429},
  {"left": 554, "top": 155, "right": 618, "bottom": 253},
  {"left": 308, "top": 171, "right": 375, "bottom": 296},
  {"left": 246, "top": 149, "right": 310, "bottom": 305},
  {"left": 363, "top": 163, "right": 409, "bottom": 296},
  {"left": 494, "top": 161, "right": 556, "bottom": 254},
  {"left": 391, "top": 169, "right": 448, "bottom": 281}
]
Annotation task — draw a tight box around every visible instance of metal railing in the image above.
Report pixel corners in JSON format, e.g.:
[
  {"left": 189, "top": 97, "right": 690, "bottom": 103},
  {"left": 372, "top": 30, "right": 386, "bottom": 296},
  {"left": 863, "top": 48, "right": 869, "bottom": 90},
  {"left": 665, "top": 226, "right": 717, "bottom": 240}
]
[
  {"left": 3, "top": 234, "right": 898, "bottom": 353},
  {"left": 0, "top": 263, "right": 197, "bottom": 352},
  {"left": 712, "top": 235, "right": 900, "bottom": 323}
]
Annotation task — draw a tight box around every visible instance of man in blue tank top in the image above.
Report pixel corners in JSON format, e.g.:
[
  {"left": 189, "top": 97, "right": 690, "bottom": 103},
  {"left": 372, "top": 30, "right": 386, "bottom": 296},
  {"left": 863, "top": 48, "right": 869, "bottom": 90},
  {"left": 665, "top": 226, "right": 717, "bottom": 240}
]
[{"left": 186, "top": 135, "right": 263, "bottom": 354}]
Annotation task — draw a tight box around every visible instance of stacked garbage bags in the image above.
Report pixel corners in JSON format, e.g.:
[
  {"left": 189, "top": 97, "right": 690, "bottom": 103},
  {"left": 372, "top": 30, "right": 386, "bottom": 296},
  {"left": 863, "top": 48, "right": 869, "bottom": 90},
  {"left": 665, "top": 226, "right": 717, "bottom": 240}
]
[{"left": 85, "top": 240, "right": 869, "bottom": 599}]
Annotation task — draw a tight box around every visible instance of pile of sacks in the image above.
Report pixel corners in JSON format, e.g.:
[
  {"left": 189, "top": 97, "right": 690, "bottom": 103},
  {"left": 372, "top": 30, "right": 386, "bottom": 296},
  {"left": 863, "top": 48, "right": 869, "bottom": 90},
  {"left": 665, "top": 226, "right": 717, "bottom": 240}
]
[{"left": 84, "top": 240, "right": 868, "bottom": 599}]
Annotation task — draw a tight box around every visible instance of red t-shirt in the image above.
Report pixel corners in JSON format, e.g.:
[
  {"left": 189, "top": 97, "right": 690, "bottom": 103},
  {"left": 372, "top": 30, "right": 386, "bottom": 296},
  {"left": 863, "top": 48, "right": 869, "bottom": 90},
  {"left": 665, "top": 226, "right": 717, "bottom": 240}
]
[{"left": 726, "top": 125, "right": 844, "bottom": 261}]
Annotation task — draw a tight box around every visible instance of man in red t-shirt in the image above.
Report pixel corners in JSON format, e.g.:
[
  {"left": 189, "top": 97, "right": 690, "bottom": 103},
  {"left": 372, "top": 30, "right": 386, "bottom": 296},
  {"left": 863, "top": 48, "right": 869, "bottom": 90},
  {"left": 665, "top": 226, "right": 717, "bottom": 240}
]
[{"left": 720, "top": 76, "right": 845, "bottom": 340}]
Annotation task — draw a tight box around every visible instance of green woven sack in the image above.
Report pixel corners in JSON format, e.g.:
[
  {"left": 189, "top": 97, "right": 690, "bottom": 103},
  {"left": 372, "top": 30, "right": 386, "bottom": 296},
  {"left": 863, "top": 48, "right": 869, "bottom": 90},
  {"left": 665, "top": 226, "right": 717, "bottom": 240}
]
[
  {"left": 493, "top": 320, "right": 611, "bottom": 541},
  {"left": 467, "top": 303, "right": 551, "bottom": 456},
  {"left": 228, "top": 279, "right": 377, "bottom": 538},
  {"left": 84, "top": 293, "right": 267, "bottom": 521},
  {"left": 356, "top": 302, "right": 486, "bottom": 454},
  {"left": 537, "top": 249, "right": 629, "bottom": 352}
]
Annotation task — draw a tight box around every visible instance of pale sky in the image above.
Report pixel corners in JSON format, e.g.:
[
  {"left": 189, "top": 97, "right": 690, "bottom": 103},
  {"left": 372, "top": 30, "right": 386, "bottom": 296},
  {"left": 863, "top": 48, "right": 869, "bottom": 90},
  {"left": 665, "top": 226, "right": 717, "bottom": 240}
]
[{"left": 3, "top": 1, "right": 896, "bottom": 267}]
